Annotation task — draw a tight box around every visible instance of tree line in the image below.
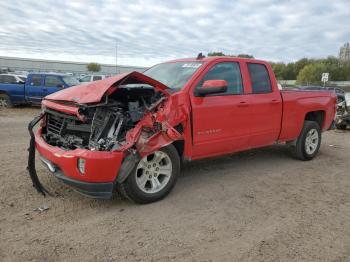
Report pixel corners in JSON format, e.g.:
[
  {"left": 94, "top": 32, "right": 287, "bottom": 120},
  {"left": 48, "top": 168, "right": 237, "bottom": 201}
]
[
  {"left": 207, "top": 52, "right": 350, "bottom": 85},
  {"left": 270, "top": 57, "right": 350, "bottom": 84}
]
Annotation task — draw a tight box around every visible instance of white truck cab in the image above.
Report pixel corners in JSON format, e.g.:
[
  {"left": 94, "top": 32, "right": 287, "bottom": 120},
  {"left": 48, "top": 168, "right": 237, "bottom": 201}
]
[{"left": 79, "top": 75, "right": 107, "bottom": 83}]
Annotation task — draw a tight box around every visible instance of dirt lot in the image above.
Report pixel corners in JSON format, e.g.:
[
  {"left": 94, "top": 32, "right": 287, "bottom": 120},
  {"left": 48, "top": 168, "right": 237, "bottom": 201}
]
[{"left": 0, "top": 107, "right": 349, "bottom": 262}]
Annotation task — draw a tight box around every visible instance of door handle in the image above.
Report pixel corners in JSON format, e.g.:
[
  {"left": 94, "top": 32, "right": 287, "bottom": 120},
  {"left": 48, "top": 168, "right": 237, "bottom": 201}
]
[
  {"left": 238, "top": 101, "right": 249, "bottom": 107},
  {"left": 270, "top": 99, "right": 279, "bottom": 104},
  {"left": 43, "top": 88, "right": 47, "bottom": 91}
]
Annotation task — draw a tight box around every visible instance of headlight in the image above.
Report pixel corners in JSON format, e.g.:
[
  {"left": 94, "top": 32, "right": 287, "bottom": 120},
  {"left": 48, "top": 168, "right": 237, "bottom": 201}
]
[{"left": 77, "top": 158, "right": 86, "bottom": 174}]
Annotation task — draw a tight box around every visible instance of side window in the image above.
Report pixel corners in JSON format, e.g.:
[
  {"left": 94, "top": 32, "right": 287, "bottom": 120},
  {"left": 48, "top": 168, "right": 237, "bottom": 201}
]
[
  {"left": 247, "top": 63, "right": 272, "bottom": 93},
  {"left": 197, "top": 62, "right": 243, "bottom": 95},
  {"left": 31, "top": 75, "right": 42, "bottom": 86},
  {"left": 93, "top": 76, "right": 102, "bottom": 81},
  {"left": 2, "top": 75, "right": 16, "bottom": 84},
  {"left": 80, "top": 76, "right": 91, "bottom": 82},
  {"left": 0, "top": 76, "right": 3, "bottom": 83},
  {"left": 45, "top": 76, "right": 63, "bottom": 87}
]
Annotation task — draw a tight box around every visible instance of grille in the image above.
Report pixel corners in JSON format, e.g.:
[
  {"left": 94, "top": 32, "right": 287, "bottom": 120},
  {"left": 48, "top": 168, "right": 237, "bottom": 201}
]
[{"left": 47, "top": 114, "right": 65, "bottom": 135}]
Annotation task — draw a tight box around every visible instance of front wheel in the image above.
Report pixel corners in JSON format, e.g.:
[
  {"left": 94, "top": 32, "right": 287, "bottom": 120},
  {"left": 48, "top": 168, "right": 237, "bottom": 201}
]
[
  {"left": 117, "top": 144, "right": 180, "bottom": 204},
  {"left": 290, "top": 120, "right": 321, "bottom": 161}
]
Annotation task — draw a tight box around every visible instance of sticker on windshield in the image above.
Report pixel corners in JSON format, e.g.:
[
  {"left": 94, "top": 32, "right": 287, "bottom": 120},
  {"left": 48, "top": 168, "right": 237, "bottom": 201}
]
[{"left": 182, "top": 63, "right": 202, "bottom": 68}]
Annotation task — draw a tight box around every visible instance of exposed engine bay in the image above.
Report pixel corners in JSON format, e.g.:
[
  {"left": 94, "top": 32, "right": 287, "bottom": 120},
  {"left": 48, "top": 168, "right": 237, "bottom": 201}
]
[{"left": 42, "top": 86, "right": 165, "bottom": 151}]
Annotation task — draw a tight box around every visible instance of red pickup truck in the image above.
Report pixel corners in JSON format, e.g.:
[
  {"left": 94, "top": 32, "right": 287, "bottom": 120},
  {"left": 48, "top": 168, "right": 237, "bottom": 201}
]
[{"left": 28, "top": 57, "right": 336, "bottom": 203}]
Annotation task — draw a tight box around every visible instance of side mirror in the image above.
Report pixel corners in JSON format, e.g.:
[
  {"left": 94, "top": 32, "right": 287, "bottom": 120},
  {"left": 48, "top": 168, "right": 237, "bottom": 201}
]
[
  {"left": 57, "top": 84, "right": 65, "bottom": 88},
  {"left": 17, "top": 80, "right": 25, "bottom": 84},
  {"left": 198, "top": 80, "right": 228, "bottom": 96}
]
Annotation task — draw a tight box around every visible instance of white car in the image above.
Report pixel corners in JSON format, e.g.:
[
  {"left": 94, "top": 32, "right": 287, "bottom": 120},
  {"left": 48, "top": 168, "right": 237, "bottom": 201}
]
[
  {"left": 0, "top": 74, "right": 26, "bottom": 84},
  {"left": 79, "top": 75, "right": 107, "bottom": 83}
]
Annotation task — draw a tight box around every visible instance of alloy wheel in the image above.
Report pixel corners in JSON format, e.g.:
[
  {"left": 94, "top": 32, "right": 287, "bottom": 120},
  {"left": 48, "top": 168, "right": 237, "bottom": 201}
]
[
  {"left": 135, "top": 151, "right": 173, "bottom": 194},
  {"left": 305, "top": 128, "right": 319, "bottom": 155}
]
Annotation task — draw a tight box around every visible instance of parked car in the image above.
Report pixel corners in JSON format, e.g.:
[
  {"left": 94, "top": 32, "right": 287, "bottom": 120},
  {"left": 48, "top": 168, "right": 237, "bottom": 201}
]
[
  {"left": 335, "top": 92, "right": 350, "bottom": 130},
  {"left": 299, "top": 86, "right": 349, "bottom": 129},
  {"left": 79, "top": 74, "right": 107, "bottom": 83},
  {"left": 0, "top": 73, "right": 79, "bottom": 107},
  {"left": 28, "top": 57, "right": 336, "bottom": 204},
  {"left": 299, "top": 86, "right": 345, "bottom": 103},
  {"left": 14, "top": 70, "right": 29, "bottom": 76}
]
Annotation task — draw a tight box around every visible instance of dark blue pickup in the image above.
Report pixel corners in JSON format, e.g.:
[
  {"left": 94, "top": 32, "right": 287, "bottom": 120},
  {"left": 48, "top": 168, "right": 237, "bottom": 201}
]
[{"left": 0, "top": 73, "right": 79, "bottom": 107}]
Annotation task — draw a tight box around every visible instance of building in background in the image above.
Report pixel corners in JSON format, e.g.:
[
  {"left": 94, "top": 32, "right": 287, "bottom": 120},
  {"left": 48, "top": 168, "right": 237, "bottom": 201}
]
[
  {"left": 0, "top": 56, "right": 147, "bottom": 77},
  {"left": 339, "top": 43, "right": 350, "bottom": 61}
]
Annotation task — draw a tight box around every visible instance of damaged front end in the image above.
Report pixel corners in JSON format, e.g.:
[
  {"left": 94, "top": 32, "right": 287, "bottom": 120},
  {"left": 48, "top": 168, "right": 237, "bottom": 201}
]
[{"left": 27, "top": 71, "right": 187, "bottom": 197}]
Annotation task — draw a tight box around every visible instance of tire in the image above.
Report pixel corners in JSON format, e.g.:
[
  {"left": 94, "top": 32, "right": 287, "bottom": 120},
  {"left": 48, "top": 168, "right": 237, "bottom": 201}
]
[
  {"left": 335, "top": 123, "right": 347, "bottom": 130},
  {"left": 290, "top": 120, "right": 321, "bottom": 161},
  {"left": 0, "top": 94, "right": 13, "bottom": 108},
  {"left": 117, "top": 144, "right": 180, "bottom": 204}
]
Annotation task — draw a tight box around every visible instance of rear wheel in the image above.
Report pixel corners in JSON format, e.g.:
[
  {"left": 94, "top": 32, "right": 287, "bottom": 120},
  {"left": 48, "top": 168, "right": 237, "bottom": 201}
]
[
  {"left": 0, "top": 94, "right": 12, "bottom": 108},
  {"left": 118, "top": 144, "right": 180, "bottom": 204},
  {"left": 290, "top": 120, "right": 321, "bottom": 161}
]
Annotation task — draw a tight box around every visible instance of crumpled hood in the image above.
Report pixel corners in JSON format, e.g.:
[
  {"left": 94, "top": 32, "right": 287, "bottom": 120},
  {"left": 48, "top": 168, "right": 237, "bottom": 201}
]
[{"left": 44, "top": 71, "right": 169, "bottom": 104}]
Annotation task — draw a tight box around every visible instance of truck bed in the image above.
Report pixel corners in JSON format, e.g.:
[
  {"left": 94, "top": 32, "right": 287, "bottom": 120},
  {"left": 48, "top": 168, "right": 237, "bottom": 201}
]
[{"left": 279, "top": 90, "right": 336, "bottom": 141}]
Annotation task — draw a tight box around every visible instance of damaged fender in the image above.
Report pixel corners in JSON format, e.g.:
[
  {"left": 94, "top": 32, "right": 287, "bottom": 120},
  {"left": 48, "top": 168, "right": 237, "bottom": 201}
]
[{"left": 116, "top": 93, "right": 189, "bottom": 182}]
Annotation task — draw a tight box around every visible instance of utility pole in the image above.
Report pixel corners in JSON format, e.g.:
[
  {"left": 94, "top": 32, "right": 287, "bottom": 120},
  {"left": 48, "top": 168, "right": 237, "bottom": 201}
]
[{"left": 115, "top": 41, "right": 118, "bottom": 74}]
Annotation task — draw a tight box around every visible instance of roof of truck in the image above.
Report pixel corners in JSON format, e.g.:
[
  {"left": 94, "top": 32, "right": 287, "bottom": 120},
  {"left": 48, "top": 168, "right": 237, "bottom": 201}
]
[
  {"left": 166, "top": 56, "right": 267, "bottom": 64},
  {"left": 27, "top": 72, "right": 68, "bottom": 76}
]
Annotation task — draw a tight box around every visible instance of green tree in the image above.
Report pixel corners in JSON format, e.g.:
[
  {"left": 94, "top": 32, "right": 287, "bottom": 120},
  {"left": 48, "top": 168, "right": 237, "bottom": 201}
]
[
  {"left": 237, "top": 54, "right": 254, "bottom": 58},
  {"left": 270, "top": 62, "right": 286, "bottom": 80},
  {"left": 296, "top": 63, "right": 327, "bottom": 85},
  {"left": 87, "top": 62, "right": 101, "bottom": 72},
  {"left": 294, "top": 58, "right": 312, "bottom": 77},
  {"left": 284, "top": 63, "right": 296, "bottom": 80},
  {"left": 208, "top": 52, "right": 225, "bottom": 56}
]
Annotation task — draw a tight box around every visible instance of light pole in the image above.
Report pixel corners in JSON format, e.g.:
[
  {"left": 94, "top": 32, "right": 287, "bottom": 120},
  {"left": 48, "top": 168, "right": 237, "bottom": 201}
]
[{"left": 115, "top": 41, "right": 118, "bottom": 74}]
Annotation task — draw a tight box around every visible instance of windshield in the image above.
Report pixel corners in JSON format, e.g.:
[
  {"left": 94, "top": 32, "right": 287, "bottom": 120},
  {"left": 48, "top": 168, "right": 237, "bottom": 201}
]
[
  {"left": 63, "top": 76, "right": 80, "bottom": 86},
  {"left": 144, "top": 62, "right": 203, "bottom": 90}
]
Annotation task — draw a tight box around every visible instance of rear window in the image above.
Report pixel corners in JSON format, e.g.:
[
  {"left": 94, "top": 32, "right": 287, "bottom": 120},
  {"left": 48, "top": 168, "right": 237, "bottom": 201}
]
[
  {"left": 93, "top": 76, "right": 102, "bottom": 81},
  {"left": 247, "top": 63, "right": 272, "bottom": 93}
]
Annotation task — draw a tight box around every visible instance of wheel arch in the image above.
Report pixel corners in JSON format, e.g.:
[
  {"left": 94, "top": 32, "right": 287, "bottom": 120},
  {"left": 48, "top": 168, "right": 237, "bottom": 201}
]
[
  {"left": 172, "top": 140, "right": 184, "bottom": 160},
  {"left": 304, "top": 110, "right": 325, "bottom": 129}
]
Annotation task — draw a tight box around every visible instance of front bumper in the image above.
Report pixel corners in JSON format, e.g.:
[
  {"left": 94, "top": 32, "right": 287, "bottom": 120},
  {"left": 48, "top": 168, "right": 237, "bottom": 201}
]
[
  {"left": 40, "top": 156, "right": 115, "bottom": 199},
  {"left": 27, "top": 116, "right": 125, "bottom": 199}
]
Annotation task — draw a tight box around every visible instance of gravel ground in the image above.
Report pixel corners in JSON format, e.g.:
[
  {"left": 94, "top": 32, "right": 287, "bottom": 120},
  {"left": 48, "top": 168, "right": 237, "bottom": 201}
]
[{"left": 0, "top": 107, "right": 349, "bottom": 262}]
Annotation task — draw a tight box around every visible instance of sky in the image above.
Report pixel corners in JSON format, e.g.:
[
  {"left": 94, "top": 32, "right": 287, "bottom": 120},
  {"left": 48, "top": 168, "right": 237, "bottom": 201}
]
[{"left": 0, "top": 0, "right": 349, "bottom": 67}]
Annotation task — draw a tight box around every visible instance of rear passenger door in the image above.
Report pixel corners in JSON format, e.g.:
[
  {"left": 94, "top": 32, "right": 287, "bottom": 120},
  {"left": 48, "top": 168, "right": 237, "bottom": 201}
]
[
  {"left": 26, "top": 74, "right": 44, "bottom": 103},
  {"left": 247, "top": 63, "right": 282, "bottom": 147}
]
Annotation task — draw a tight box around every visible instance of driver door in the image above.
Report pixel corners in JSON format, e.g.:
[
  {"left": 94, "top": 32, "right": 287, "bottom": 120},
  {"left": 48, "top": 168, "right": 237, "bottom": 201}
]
[
  {"left": 44, "top": 75, "right": 65, "bottom": 97},
  {"left": 190, "top": 62, "right": 251, "bottom": 159}
]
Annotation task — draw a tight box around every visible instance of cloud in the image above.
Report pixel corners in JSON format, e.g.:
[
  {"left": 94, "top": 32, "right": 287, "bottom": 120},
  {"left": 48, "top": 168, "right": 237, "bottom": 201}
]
[{"left": 0, "top": 0, "right": 349, "bottom": 66}]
